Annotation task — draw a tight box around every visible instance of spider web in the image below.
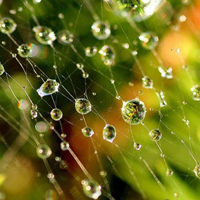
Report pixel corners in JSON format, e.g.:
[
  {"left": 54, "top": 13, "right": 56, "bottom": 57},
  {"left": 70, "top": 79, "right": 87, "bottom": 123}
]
[{"left": 0, "top": 0, "right": 200, "bottom": 200}]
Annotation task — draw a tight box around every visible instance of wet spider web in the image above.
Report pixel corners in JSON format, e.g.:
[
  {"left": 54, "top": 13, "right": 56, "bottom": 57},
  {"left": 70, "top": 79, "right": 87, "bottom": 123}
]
[{"left": 0, "top": 0, "right": 200, "bottom": 200}]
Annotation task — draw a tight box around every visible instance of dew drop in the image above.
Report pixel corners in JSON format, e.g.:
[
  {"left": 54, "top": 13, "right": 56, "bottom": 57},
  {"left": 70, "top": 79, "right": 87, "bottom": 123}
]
[
  {"left": 0, "top": 63, "right": 5, "bottom": 76},
  {"left": 75, "top": 98, "right": 92, "bottom": 115},
  {"left": 17, "top": 43, "right": 33, "bottom": 58},
  {"left": 134, "top": 142, "right": 142, "bottom": 150},
  {"left": 60, "top": 141, "right": 70, "bottom": 151},
  {"left": 166, "top": 169, "right": 173, "bottom": 176},
  {"left": 57, "top": 30, "right": 73, "bottom": 44},
  {"left": 142, "top": 76, "right": 153, "bottom": 89},
  {"left": 139, "top": 32, "right": 159, "bottom": 50},
  {"left": 158, "top": 66, "right": 173, "bottom": 79},
  {"left": 36, "top": 144, "right": 52, "bottom": 159},
  {"left": 82, "top": 72, "right": 89, "bottom": 79},
  {"left": 156, "top": 91, "right": 167, "bottom": 107},
  {"left": 91, "top": 21, "right": 111, "bottom": 40},
  {"left": 99, "top": 45, "right": 115, "bottom": 66},
  {"left": 30, "top": 107, "right": 38, "bottom": 119},
  {"left": 149, "top": 128, "right": 162, "bottom": 141},
  {"left": 0, "top": 17, "right": 17, "bottom": 34},
  {"left": 81, "top": 179, "right": 102, "bottom": 199},
  {"left": 37, "top": 79, "right": 60, "bottom": 97},
  {"left": 76, "top": 63, "right": 84, "bottom": 70},
  {"left": 82, "top": 127, "right": 94, "bottom": 137},
  {"left": 191, "top": 85, "right": 200, "bottom": 101},
  {"left": 102, "top": 124, "right": 116, "bottom": 142},
  {"left": 85, "top": 46, "right": 98, "bottom": 57},
  {"left": 50, "top": 108, "right": 63, "bottom": 121},
  {"left": 121, "top": 99, "right": 146, "bottom": 125},
  {"left": 99, "top": 170, "right": 107, "bottom": 177},
  {"left": 193, "top": 165, "right": 200, "bottom": 178},
  {"left": 33, "top": 26, "right": 56, "bottom": 45},
  {"left": 174, "top": 192, "right": 179, "bottom": 197}
]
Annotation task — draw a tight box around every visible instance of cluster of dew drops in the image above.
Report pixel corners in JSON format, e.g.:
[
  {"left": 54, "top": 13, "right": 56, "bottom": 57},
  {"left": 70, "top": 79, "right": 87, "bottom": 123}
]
[{"left": 0, "top": 0, "right": 200, "bottom": 199}]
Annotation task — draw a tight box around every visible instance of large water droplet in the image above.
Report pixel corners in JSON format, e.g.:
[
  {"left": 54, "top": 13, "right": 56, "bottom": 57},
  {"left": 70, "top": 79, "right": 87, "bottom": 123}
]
[
  {"left": 0, "top": 17, "right": 17, "bottom": 34},
  {"left": 82, "top": 179, "right": 102, "bottom": 199},
  {"left": 36, "top": 144, "right": 52, "bottom": 159},
  {"left": 37, "top": 79, "right": 60, "bottom": 97},
  {"left": 139, "top": 32, "right": 159, "bottom": 50},
  {"left": 50, "top": 108, "right": 63, "bottom": 121},
  {"left": 191, "top": 85, "right": 200, "bottom": 101},
  {"left": 33, "top": 26, "right": 56, "bottom": 45},
  {"left": 99, "top": 45, "right": 115, "bottom": 66},
  {"left": 91, "top": 21, "right": 111, "bottom": 40},
  {"left": 82, "top": 127, "right": 94, "bottom": 137},
  {"left": 149, "top": 128, "right": 162, "bottom": 141},
  {"left": 17, "top": 43, "right": 33, "bottom": 58},
  {"left": 103, "top": 124, "right": 116, "bottom": 142},
  {"left": 75, "top": 98, "right": 92, "bottom": 115},
  {"left": 121, "top": 99, "right": 146, "bottom": 125},
  {"left": 57, "top": 30, "right": 73, "bottom": 44}
]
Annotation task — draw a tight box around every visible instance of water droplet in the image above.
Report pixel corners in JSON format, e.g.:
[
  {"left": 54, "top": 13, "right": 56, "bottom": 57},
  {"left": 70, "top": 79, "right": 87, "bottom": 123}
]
[
  {"left": 36, "top": 144, "right": 52, "bottom": 159},
  {"left": 0, "top": 63, "right": 5, "bottom": 76},
  {"left": 139, "top": 32, "right": 159, "bottom": 50},
  {"left": 61, "top": 133, "right": 67, "bottom": 138},
  {"left": 149, "top": 128, "right": 162, "bottom": 141},
  {"left": 82, "top": 72, "right": 89, "bottom": 79},
  {"left": 33, "top": 0, "right": 41, "bottom": 4},
  {"left": 156, "top": 91, "right": 167, "bottom": 107},
  {"left": 121, "top": 99, "right": 146, "bottom": 125},
  {"left": 50, "top": 108, "right": 63, "bottom": 121},
  {"left": 99, "top": 170, "right": 107, "bottom": 177},
  {"left": 81, "top": 179, "right": 102, "bottom": 199},
  {"left": 183, "top": 118, "right": 189, "bottom": 125},
  {"left": 33, "top": 26, "right": 56, "bottom": 45},
  {"left": 122, "top": 43, "right": 129, "bottom": 49},
  {"left": 91, "top": 21, "right": 111, "bottom": 40},
  {"left": 116, "top": 95, "right": 121, "bottom": 100},
  {"left": 142, "top": 76, "right": 153, "bottom": 89},
  {"left": 110, "top": 79, "right": 115, "bottom": 84},
  {"left": 59, "top": 160, "right": 68, "bottom": 170},
  {"left": 35, "top": 121, "right": 48, "bottom": 132},
  {"left": 193, "top": 165, "right": 200, "bottom": 178},
  {"left": 85, "top": 46, "right": 98, "bottom": 57},
  {"left": 0, "top": 17, "right": 17, "bottom": 34},
  {"left": 158, "top": 66, "right": 173, "bottom": 79},
  {"left": 160, "top": 153, "right": 165, "bottom": 157},
  {"left": 191, "top": 85, "right": 200, "bottom": 101},
  {"left": 30, "top": 108, "right": 38, "bottom": 119},
  {"left": 82, "top": 127, "right": 94, "bottom": 137},
  {"left": 182, "top": 100, "right": 187, "bottom": 105},
  {"left": 76, "top": 63, "right": 84, "bottom": 70},
  {"left": 174, "top": 192, "right": 179, "bottom": 197},
  {"left": 37, "top": 79, "right": 60, "bottom": 97},
  {"left": 166, "top": 169, "right": 173, "bottom": 176},
  {"left": 134, "top": 142, "right": 142, "bottom": 150},
  {"left": 60, "top": 141, "right": 70, "bottom": 151},
  {"left": 17, "top": 43, "right": 33, "bottom": 58},
  {"left": 99, "top": 45, "right": 115, "bottom": 66},
  {"left": 102, "top": 124, "right": 116, "bottom": 142},
  {"left": 75, "top": 98, "right": 92, "bottom": 115},
  {"left": 57, "top": 30, "right": 73, "bottom": 44}
]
